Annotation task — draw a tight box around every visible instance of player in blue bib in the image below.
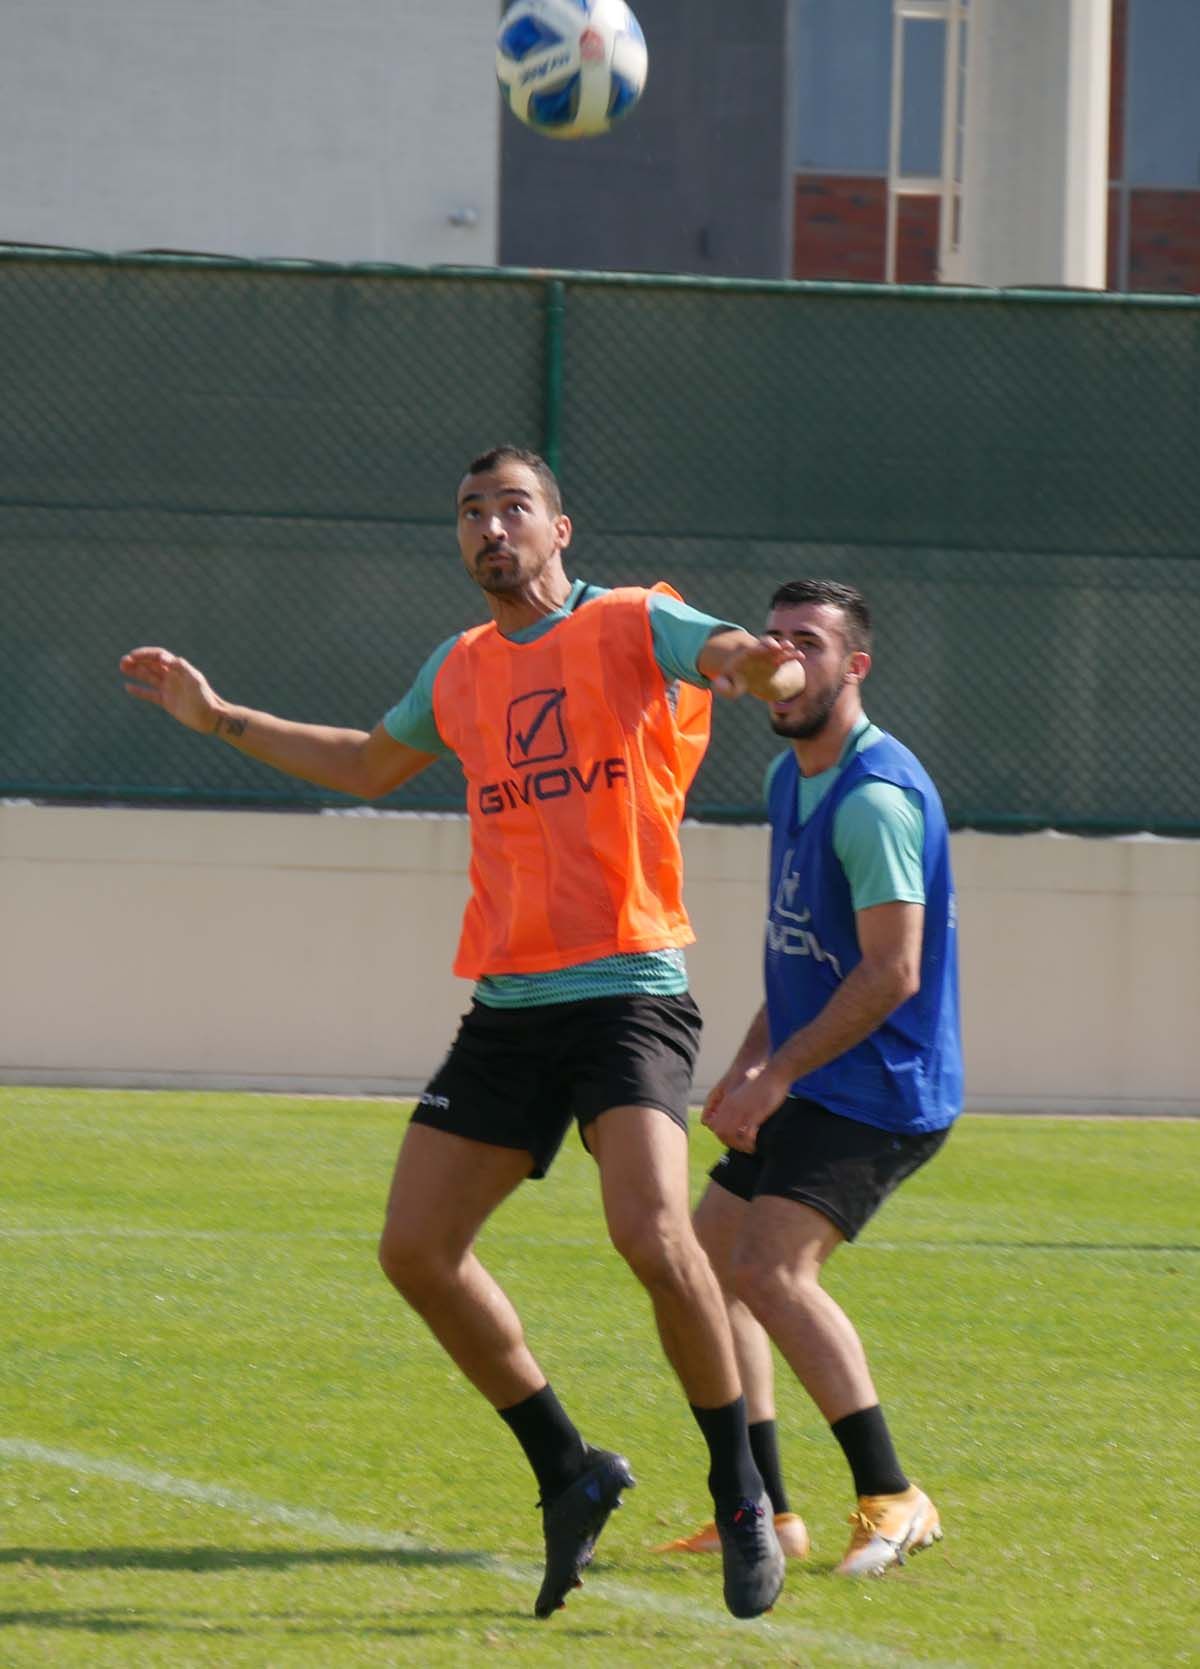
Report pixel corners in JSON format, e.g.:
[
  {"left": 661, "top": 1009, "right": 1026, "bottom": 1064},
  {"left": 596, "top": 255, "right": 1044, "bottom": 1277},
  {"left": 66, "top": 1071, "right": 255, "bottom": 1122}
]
[{"left": 656, "top": 579, "right": 962, "bottom": 1577}]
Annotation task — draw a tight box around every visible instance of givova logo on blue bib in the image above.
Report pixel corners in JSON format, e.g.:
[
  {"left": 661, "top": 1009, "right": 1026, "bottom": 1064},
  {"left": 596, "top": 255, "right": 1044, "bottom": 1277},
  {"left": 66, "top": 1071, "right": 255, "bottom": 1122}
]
[{"left": 767, "top": 847, "right": 844, "bottom": 978}]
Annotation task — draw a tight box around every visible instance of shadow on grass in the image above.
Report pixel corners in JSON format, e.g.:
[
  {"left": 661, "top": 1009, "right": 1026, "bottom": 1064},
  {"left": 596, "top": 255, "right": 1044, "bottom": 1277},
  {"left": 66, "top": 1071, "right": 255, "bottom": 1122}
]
[
  {"left": 893, "top": 1240, "right": 1199, "bottom": 1254},
  {"left": 0, "top": 1605, "right": 621, "bottom": 1644},
  {"left": 0, "top": 1611, "right": 249, "bottom": 1637},
  {"left": 0, "top": 1545, "right": 499, "bottom": 1573}
]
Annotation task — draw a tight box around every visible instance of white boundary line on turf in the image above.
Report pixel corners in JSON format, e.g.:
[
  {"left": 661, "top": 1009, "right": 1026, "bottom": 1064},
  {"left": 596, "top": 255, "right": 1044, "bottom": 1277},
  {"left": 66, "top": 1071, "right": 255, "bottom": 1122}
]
[
  {"left": 0, "top": 1227, "right": 366, "bottom": 1241},
  {"left": 0, "top": 1436, "right": 967, "bottom": 1669},
  {"left": 0, "top": 1438, "right": 426, "bottom": 1553}
]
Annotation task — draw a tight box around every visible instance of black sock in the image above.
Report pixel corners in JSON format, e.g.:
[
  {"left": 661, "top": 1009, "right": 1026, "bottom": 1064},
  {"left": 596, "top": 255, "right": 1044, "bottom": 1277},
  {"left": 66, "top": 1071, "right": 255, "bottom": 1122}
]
[
  {"left": 689, "top": 1395, "right": 763, "bottom": 1514},
  {"left": 498, "top": 1384, "right": 588, "bottom": 1501},
  {"left": 830, "top": 1404, "right": 909, "bottom": 1498},
  {"left": 748, "top": 1419, "right": 791, "bottom": 1516}
]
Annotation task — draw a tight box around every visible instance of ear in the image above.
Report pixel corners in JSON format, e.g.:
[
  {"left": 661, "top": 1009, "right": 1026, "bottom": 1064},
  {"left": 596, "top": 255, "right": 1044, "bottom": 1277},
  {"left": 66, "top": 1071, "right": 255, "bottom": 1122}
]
[
  {"left": 554, "top": 512, "right": 573, "bottom": 552},
  {"left": 846, "top": 649, "right": 872, "bottom": 684}
]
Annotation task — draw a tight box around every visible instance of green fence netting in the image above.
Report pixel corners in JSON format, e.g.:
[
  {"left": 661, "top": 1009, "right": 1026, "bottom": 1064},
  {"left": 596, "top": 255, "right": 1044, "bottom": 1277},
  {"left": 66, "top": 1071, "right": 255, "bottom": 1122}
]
[{"left": 2, "top": 248, "right": 1197, "bottom": 833}]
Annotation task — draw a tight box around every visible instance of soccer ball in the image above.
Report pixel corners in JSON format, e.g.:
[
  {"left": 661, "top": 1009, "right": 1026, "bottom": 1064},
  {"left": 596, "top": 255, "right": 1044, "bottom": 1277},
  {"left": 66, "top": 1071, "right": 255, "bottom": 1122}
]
[{"left": 496, "top": 0, "right": 648, "bottom": 140}]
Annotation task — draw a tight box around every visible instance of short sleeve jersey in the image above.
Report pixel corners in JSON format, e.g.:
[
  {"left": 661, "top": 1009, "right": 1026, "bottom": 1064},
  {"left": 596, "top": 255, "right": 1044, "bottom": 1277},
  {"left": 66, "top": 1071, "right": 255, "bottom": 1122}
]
[
  {"left": 763, "top": 717, "right": 926, "bottom": 908},
  {"left": 385, "top": 580, "right": 729, "bottom": 756}
]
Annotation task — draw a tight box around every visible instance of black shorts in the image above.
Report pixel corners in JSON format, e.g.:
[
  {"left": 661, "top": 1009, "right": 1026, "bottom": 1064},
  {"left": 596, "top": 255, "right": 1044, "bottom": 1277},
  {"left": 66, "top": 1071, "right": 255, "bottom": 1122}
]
[
  {"left": 708, "top": 1095, "right": 949, "bottom": 1241},
  {"left": 411, "top": 993, "right": 702, "bottom": 1179}
]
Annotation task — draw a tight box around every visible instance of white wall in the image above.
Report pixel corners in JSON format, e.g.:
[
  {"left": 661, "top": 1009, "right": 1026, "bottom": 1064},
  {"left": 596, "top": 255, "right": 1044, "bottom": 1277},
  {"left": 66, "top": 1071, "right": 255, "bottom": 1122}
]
[
  {"left": 2, "top": 804, "right": 1196, "bottom": 1113},
  {"left": 953, "top": 0, "right": 1111, "bottom": 288},
  {"left": 0, "top": 0, "right": 498, "bottom": 266}
]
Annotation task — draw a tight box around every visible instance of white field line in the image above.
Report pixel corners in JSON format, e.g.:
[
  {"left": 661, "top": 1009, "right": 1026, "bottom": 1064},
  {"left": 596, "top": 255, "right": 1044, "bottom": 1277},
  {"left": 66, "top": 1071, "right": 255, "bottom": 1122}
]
[
  {"left": 0, "top": 1227, "right": 362, "bottom": 1241},
  {"left": 0, "top": 1437, "right": 965, "bottom": 1669},
  {"left": 0, "top": 1438, "right": 424, "bottom": 1552}
]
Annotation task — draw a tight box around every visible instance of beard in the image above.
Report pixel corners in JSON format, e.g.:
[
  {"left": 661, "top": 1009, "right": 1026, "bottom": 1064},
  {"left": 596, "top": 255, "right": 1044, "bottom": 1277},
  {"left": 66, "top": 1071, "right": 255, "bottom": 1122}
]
[
  {"left": 473, "top": 542, "right": 548, "bottom": 594},
  {"left": 769, "top": 675, "right": 845, "bottom": 740},
  {"left": 475, "top": 565, "right": 524, "bottom": 594},
  {"left": 474, "top": 544, "right": 523, "bottom": 593}
]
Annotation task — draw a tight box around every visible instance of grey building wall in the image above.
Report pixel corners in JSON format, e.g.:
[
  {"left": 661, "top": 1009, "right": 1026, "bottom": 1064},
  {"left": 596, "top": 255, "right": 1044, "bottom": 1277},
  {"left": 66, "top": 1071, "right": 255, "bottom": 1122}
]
[
  {"left": 499, "top": 0, "right": 791, "bottom": 278},
  {"left": 0, "top": 0, "right": 499, "bottom": 267}
]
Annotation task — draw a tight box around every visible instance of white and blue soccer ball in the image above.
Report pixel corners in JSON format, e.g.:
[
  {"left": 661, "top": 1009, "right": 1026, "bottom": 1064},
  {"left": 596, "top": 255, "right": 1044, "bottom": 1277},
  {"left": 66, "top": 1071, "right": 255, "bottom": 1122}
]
[{"left": 496, "top": 0, "right": 648, "bottom": 140}]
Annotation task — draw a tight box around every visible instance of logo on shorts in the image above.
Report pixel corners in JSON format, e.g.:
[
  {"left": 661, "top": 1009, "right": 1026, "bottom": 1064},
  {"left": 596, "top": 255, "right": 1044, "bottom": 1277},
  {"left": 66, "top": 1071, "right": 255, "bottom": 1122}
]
[
  {"left": 506, "top": 688, "right": 568, "bottom": 767},
  {"left": 419, "top": 1092, "right": 450, "bottom": 1111}
]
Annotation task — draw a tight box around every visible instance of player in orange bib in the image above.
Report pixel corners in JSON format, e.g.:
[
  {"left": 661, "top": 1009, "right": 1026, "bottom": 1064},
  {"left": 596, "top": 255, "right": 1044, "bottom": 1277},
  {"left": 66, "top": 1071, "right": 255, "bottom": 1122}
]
[{"left": 120, "top": 445, "right": 804, "bottom": 1621}]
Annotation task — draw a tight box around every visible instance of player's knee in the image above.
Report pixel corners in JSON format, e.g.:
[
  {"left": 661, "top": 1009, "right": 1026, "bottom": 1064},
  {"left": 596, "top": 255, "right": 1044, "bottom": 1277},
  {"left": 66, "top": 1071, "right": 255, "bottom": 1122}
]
[
  {"left": 731, "top": 1249, "right": 798, "bottom": 1325},
  {"left": 377, "top": 1222, "right": 439, "bottom": 1299},
  {"left": 609, "top": 1211, "right": 694, "bottom": 1290}
]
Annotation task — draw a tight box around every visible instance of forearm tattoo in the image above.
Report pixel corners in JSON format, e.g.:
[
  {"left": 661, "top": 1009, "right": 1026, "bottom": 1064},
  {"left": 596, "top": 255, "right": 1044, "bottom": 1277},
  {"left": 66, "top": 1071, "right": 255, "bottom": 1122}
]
[{"left": 214, "top": 713, "right": 248, "bottom": 739}]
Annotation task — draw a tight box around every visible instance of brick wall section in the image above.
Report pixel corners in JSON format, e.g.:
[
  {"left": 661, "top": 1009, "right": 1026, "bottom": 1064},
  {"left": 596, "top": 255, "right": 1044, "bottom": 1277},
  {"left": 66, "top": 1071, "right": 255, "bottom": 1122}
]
[
  {"left": 795, "top": 179, "right": 1200, "bottom": 296},
  {"left": 896, "top": 195, "right": 940, "bottom": 284},
  {"left": 792, "top": 175, "right": 886, "bottom": 281},
  {"left": 1128, "top": 190, "right": 1200, "bottom": 293},
  {"left": 792, "top": 174, "right": 939, "bottom": 283}
]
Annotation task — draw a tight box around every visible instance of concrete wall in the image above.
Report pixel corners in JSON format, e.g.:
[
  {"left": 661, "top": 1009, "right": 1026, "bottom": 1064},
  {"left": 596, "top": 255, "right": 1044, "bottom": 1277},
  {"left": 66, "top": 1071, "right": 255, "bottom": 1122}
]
[
  {"left": 2, "top": 804, "right": 1196, "bottom": 1113},
  {"left": 0, "top": 0, "right": 497, "bottom": 267}
]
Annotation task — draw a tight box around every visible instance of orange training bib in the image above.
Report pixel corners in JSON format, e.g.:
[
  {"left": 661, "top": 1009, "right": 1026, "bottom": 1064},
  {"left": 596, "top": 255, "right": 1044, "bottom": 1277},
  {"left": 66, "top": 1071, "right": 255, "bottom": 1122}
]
[{"left": 432, "top": 585, "right": 711, "bottom": 978}]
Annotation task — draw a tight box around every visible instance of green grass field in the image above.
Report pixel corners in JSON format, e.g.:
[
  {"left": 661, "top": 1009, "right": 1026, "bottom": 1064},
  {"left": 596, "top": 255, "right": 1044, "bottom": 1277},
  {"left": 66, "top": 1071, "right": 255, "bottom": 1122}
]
[{"left": 1, "top": 1088, "right": 1196, "bottom": 1668}]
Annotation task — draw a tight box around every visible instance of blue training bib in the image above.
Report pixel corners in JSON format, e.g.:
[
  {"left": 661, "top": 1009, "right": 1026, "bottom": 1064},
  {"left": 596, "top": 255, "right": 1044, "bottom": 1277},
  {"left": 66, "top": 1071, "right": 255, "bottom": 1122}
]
[{"left": 764, "top": 734, "right": 963, "bottom": 1133}]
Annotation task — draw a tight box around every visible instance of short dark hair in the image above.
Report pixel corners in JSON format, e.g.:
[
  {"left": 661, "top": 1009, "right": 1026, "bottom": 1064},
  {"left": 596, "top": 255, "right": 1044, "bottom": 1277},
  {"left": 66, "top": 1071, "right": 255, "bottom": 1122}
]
[
  {"left": 769, "top": 579, "right": 872, "bottom": 653},
  {"left": 462, "top": 445, "right": 562, "bottom": 516}
]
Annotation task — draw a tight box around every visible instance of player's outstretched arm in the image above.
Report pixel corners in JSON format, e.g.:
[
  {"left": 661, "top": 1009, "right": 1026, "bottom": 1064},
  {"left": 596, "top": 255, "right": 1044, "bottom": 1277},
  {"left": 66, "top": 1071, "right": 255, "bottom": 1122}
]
[
  {"left": 696, "top": 629, "right": 806, "bottom": 702},
  {"left": 119, "top": 646, "right": 436, "bottom": 800}
]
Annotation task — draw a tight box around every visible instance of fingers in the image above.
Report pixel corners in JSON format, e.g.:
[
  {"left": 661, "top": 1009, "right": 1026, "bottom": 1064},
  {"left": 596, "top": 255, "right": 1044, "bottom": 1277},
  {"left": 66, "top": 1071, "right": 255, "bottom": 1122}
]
[
  {"left": 707, "top": 1115, "right": 757, "bottom": 1154},
  {"left": 703, "top": 1090, "right": 756, "bottom": 1152},
  {"left": 119, "top": 646, "right": 174, "bottom": 667},
  {"left": 119, "top": 648, "right": 179, "bottom": 689},
  {"left": 767, "top": 659, "right": 806, "bottom": 701},
  {"left": 119, "top": 648, "right": 204, "bottom": 690},
  {"left": 726, "top": 1112, "right": 759, "bottom": 1154},
  {"left": 120, "top": 648, "right": 173, "bottom": 704},
  {"left": 744, "top": 638, "right": 805, "bottom": 703},
  {"left": 119, "top": 647, "right": 216, "bottom": 734},
  {"left": 713, "top": 637, "right": 803, "bottom": 702},
  {"left": 763, "top": 638, "right": 802, "bottom": 668}
]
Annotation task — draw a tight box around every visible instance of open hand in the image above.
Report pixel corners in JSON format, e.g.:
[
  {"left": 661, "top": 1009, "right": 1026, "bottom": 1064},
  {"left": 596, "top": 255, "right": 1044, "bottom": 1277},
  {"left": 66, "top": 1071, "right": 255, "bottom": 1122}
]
[{"left": 120, "top": 647, "right": 221, "bottom": 733}]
